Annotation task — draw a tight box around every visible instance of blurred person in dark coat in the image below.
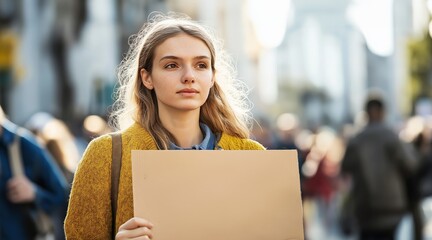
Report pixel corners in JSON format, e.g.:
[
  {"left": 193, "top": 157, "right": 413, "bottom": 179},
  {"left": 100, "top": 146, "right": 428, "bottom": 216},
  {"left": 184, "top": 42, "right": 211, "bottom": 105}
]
[
  {"left": 341, "top": 95, "right": 417, "bottom": 240},
  {"left": 0, "top": 106, "right": 68, "bottom": 239}
]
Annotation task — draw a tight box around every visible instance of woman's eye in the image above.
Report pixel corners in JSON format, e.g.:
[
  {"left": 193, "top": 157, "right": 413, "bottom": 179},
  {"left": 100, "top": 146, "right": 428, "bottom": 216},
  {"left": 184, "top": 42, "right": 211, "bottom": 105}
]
[
  {"left": 197, "top": 63, "right": 208, "bottom": 69},
  {"left": 165, "top": 63, "right": 177, "bottom": 69}
]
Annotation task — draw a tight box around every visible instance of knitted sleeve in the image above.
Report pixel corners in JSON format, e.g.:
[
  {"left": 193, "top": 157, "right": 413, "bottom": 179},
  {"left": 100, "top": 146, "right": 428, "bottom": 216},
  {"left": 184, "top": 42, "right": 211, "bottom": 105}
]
[{"left": 64, "top": 134, "right": 113, "bottom": 239}]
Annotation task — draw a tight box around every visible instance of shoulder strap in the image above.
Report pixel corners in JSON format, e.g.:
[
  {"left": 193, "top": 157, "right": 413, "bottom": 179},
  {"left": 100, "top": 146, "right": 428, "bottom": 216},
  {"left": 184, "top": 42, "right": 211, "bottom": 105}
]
[
  {"left": 110, "top": 132, "right": 122, "bottom": 239},
  {"left": 8, "top": 128, "right": 25, "bottom": 176}
]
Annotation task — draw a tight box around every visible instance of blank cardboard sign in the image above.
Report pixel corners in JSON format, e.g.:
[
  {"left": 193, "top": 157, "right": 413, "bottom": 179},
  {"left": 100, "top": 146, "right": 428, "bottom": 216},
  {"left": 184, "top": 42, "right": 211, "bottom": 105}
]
[{"left": 132, "top": 150, "right": 304, "bottom": 240}]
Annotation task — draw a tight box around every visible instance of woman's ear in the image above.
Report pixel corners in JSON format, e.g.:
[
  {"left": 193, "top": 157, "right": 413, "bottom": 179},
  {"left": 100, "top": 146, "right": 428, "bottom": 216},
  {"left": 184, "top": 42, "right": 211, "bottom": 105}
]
[{"left": 140, "top": 69, "right": 154, "bottom": 90}]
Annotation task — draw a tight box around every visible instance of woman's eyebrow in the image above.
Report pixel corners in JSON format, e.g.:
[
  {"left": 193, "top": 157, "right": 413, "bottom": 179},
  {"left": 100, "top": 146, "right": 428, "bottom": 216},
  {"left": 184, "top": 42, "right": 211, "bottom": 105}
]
[{"left": 159, "top": 55, "right": 210, "bottom": 62}]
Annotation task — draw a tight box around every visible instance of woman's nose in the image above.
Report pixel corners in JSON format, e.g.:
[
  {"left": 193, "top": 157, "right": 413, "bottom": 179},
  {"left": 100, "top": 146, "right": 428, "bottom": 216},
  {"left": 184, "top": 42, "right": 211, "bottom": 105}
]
[{"left": 181, "top": 67, "right": 195, "bottom": 83}]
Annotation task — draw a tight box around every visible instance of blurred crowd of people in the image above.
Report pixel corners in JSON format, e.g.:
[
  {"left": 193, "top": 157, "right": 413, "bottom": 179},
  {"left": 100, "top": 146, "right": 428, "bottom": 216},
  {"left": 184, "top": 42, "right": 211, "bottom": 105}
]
[
  {"left": 0, "top": 104, "right": 112, "bottom": 239},
  {"left": 3, "top": 89, "right": 432, "bottom": 239},
  {"left": 251, "top": 93, "right": 432, "bottom": 240}
]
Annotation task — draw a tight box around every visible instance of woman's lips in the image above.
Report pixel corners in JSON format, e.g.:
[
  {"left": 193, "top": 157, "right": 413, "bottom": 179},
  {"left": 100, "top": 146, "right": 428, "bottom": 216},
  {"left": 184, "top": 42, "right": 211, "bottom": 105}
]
[{"left": 177, "top": 88, "right": 199, "bottom": 96}]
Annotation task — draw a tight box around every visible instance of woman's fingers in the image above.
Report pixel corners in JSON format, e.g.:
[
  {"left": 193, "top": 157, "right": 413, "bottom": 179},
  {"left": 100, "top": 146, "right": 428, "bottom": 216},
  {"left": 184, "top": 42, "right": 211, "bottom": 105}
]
[
  {"left": 118, "top": 226, "right": 153, "bottom": 239},
  {"left": 131, "top": 236, "right": 151, "bottom": 240},
  {"left": 119, "top": 217, "right": 154, "bottom": 230},
  {"left": 116, "top": 217, "right": 154, "bottom": 240}
]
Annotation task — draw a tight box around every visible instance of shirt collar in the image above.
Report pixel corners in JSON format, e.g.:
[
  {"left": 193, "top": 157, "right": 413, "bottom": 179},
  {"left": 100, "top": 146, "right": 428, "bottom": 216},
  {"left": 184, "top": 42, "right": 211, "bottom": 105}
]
[{"left": 169, "top": 123, "right": 216, "bottom": 150}]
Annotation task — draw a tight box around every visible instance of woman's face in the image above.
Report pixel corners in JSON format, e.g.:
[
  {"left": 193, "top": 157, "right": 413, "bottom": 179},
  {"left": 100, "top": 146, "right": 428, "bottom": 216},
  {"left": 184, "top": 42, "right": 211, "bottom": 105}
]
[{"left": 141, "top": 33, "right": 214, "bottom": 115}]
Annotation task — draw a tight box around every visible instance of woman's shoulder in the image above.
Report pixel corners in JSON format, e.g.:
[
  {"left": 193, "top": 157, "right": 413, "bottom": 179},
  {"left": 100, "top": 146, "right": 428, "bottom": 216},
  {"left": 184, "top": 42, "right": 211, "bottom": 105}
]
[
  {"left": 83, "top": 134, "right": 113, "bottom": 158},
  {"left": 84, "top": 122, "right": 157, "bottom": 152},
  {"left": 218, "top": 133, "right": 266, "bottom": 150}
]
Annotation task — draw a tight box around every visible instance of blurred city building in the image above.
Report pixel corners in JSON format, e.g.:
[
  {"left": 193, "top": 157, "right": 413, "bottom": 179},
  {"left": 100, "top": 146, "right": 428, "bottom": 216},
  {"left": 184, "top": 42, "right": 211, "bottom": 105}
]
[{"left": 0, "top": 0, "right": 430, "bottom": 131}]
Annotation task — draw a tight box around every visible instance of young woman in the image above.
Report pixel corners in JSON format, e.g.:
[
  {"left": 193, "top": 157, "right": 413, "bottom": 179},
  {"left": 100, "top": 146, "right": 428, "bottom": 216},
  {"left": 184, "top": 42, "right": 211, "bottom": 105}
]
[{"left": 64, "top": 13, "right": 265, "bottom": 239}]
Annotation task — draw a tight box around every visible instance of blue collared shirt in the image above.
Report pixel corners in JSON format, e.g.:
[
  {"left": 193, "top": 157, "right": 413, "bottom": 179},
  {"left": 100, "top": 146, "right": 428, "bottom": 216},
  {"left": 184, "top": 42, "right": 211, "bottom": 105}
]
[
  {"left": 169, "top": 123, "right": 216, "bottom": 150},
  {"left": 0, "top": 120, "right": 68, "bottom": 240}
]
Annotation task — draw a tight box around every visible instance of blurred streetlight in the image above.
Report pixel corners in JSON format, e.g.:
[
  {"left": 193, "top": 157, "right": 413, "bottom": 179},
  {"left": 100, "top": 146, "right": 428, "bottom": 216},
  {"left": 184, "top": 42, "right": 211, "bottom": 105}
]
[
  {"left": 427, "top": 0, "right": 432, "bottom": 14},
  {"left": 411, "top": 0, "right": 430, "bottom": 38},
  {"left": 347, "top": 0, "right": 394, "bottom": 57},
  {"left": 425, "top": 0, "right": 432, "bottom": 38},
  {"left": 247, "top": 0, "right": 293, "bottom": 104},
  {"left": 248, "top": 0, "right": 292, "bottom": 49}
]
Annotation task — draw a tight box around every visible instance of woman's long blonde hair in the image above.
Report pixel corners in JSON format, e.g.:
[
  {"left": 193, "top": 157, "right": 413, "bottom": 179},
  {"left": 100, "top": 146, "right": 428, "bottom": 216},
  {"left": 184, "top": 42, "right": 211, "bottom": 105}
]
[{"left": 111, "top": 13, "right": 252, "bottom": 149}]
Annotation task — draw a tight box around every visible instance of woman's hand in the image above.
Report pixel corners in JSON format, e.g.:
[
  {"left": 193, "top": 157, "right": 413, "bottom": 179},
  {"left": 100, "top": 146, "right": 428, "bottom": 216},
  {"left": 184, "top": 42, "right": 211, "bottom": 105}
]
[{"left": 116, "top": 217, "right": 154, "bottom": 239}]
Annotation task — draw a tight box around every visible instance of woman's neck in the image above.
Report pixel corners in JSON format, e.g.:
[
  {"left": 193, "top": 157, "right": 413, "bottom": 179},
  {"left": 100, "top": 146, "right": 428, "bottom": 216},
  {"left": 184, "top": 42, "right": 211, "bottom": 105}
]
[{"left": 159, "top": 109, "right": 202, "bottom": 148}]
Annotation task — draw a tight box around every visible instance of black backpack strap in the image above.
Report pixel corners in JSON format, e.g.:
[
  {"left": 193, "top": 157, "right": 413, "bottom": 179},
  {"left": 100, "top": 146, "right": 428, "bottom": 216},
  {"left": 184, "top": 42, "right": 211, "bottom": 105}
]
[{"left": 110, "top": 132, "right": 122, "bottom": 239}]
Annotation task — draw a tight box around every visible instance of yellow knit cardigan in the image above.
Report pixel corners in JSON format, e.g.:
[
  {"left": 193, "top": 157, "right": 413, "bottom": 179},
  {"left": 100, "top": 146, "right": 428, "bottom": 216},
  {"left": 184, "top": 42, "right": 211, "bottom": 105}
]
[{"left": 64, "top": 122, "right": 265, "bottom": 239}]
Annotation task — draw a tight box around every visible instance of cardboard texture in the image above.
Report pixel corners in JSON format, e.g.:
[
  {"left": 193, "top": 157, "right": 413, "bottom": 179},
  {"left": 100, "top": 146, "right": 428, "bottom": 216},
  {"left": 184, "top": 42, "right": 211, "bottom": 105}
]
[{"left": 132, "top": 150, "right": 304, "bottom": 240}]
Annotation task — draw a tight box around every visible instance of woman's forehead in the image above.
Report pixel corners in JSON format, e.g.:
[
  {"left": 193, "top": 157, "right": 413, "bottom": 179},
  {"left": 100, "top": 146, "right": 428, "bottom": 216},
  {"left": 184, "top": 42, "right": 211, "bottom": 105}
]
[{"left": 154, "top": 34, "right": 211, "bottom": 60}]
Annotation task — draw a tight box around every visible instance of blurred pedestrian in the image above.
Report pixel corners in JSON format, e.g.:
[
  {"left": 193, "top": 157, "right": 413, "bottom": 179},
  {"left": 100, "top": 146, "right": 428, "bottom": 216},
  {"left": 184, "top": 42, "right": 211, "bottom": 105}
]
[
  {"left": 400, "top": 116, "right": 432, "bottom": 240},
  {"left": 25, "top": 112, "right": 82, "bottom": 240},
  {"left": 65, "top": 13, "right": 265, "bottom": 239},
  {"left": 26, "top": 112, "right": 81, "bottom": 184},
  {"left": 302, "top": 128, "right": 344, "bottom": 239},
  {"left": 0, "top": 105, "right": 68, "bottom": 239},
  {"left": 340, "top": 94, "right": 417, "bottom": 240}
]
